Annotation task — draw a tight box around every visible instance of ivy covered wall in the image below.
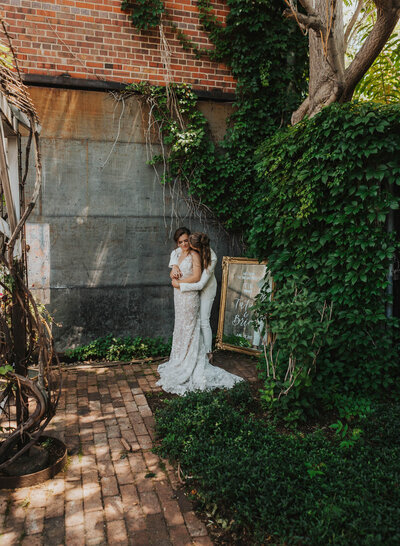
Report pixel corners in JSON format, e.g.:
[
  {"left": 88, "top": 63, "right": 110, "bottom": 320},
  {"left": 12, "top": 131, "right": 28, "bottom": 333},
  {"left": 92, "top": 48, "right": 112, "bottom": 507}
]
[
  {"left": 123, "top": 0, "right": 308, "bottom": 231},
  {"left": 122, "top": 3, "right": 399, "bottom": 416},
  {"left": 250, "top": 103, "right": 400, "bottom": 419}
]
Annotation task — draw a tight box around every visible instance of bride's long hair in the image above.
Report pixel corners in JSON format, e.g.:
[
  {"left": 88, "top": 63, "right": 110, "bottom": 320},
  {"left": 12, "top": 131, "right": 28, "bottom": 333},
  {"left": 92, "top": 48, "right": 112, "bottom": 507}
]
[
  {"left": 173, "top": 226, "right": 190, "bottom": 245},
  {"left": 189, "top": 232, "right": 211, "bottom": 271}
]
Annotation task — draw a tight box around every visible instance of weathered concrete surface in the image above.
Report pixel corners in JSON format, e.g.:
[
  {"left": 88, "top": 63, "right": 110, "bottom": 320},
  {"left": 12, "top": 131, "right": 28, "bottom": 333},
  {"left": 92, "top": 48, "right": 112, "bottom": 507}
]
[
  {"left": 197, "top": 100, "right": 234, "bottom": 143},
  {"left": 25, "top": 87, "right": 236, "bottom": 350}
]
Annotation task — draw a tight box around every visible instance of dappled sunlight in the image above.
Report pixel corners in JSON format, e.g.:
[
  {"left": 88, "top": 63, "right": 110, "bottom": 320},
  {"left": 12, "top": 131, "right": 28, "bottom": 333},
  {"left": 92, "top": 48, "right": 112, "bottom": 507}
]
[
  {"left": 0, "top": 360, "right": 254, "bottom": 542},
  {"left": 87, "top": 228, "right": 112, "bottom": 288}
]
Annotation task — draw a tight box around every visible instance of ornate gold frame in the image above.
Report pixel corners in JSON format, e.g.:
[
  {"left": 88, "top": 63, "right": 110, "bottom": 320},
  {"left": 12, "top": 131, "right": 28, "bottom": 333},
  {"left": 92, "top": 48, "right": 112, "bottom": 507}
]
[{"left": 216, "top": 257, "right": 268, "bottom": 356}]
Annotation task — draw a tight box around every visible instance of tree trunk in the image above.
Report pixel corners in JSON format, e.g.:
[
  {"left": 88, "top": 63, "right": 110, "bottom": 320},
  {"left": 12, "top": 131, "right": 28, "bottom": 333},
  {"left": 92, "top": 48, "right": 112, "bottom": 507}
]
[
  {"left": 309, "top": 2, "right": 344, "bottom": 103},
  {"left": 284, "top": 0, "right": 400, "bottom": 124}
]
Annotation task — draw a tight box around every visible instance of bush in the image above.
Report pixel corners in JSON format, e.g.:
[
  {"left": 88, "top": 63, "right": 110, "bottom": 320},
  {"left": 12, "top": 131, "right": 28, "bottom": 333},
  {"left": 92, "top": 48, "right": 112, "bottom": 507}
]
[
  {"left": 155, "top": 384, "right": 400, "bottom": 545},
  {"left": 249, "top": 102, "right": 400, "bottom": 418},
  {"left": 65, "top": 334, "right": 171, "bottom": 361}
]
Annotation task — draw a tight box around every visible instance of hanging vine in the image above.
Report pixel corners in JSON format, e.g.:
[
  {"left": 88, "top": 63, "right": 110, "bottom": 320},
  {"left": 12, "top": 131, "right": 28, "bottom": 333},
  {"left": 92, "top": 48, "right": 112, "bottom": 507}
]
[
  {"left": 0, "top": 20, "right": 60, "bottom": 472},
  {"left": 120, "top": 0, "right": 308, "bottom": 234}
]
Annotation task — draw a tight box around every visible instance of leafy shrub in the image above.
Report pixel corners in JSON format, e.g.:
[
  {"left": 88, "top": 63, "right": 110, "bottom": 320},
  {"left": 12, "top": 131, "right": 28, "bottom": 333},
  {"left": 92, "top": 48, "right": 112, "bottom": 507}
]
[
  {"left": 332, "top": 393, "right": 375, "bottom": 421},
  {"left": 250, "top": 102, "right": 400, "bottom": 417},
  {"left": 155, "top": 384, "right": 400, "bottom": 545},
  {"left": 65, "top": 334, "right": 171, "bottom": 361},
  {"left": 255, "top": 278, "right": 333, "bottom": 422}
]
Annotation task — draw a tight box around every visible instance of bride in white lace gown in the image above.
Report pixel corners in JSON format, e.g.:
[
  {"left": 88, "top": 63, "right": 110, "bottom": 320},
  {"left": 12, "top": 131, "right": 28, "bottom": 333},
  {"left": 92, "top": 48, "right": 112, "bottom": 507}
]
[{"left": 157, "top": 229, "right": 243, "bottom": 395}]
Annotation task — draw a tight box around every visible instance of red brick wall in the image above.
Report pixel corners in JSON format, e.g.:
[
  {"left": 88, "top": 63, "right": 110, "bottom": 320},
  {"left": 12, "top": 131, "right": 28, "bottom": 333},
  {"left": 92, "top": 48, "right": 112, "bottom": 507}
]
[{"left": 2, "top": 0, "right": 235, "bottom": 93}]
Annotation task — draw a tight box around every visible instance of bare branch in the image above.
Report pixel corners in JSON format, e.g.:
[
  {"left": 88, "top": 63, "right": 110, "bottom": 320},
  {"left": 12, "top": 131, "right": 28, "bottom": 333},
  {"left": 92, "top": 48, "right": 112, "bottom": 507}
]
[
  {"left": 7, "top": 117, "right": 41, "bottom": 262},
  {"left": 344, "top": 0, "right": 364, "bottom": 48},
  {"left": 0, "top": 22, "right": 60, "bottom": 473},
  {"left": 0, "top": 373, "right": 47, "bottom": 462},
  {"left": 342, "top": 3, "right": 400, "bottom": 101},
  {"left": 283, "top": 8, "right": 325, "bottom": 32},
  {"left": 347, "top": 8, "right": 371, "bottom": 48}
]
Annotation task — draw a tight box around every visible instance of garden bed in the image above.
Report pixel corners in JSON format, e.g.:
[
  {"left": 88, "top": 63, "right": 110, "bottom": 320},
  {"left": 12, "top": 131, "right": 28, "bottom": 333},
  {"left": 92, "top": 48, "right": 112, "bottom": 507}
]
[
  {"left": 0, "top": 435, "right": 67, "bottom": 489},
  {"left": 152, "top": 382, "right": 400, "bottom": 545}
]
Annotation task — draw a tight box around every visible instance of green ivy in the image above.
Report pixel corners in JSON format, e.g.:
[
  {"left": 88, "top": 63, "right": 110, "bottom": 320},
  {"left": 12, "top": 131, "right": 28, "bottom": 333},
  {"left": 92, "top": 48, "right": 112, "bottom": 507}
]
[
  {"left": 121, "top": 0, "right": 308, "bottom": 232},
  {"left": 120, "top": 4, "right": 399, "bottom": 416},
  {"left": 250, "top": 102, "right": 400, "bottom": 417},
  {"left": 193, "top": 0, "right": 308, "bottom": 231},
  {"left": 155, "top": 385, "right": 400, "bottom": 544},
  {"left": 121, "top": 0, "right": 164, "bottom": 30}
]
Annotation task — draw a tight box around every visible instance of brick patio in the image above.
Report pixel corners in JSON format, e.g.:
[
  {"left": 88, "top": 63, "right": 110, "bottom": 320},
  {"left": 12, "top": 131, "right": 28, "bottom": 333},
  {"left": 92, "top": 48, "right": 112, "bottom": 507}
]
[{"left": 0, "top": 352, "right": 258, "bottom": 545}]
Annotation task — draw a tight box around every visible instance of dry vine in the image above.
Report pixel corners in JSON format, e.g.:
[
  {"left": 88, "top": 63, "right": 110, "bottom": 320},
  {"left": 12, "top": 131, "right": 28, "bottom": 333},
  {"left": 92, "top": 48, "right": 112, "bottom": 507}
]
[
  {"left": 0, "top": 19, "right": 60, "bottom": 472},
  {"left": 107, "top": 22, "right": 243, "bottom": 251}
]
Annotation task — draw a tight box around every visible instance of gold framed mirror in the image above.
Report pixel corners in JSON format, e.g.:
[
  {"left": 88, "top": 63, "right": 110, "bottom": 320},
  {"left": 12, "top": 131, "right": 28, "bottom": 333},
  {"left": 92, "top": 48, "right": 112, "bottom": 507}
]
[{"left": 216, "top": 257, "right": 272, "bottom": 355}]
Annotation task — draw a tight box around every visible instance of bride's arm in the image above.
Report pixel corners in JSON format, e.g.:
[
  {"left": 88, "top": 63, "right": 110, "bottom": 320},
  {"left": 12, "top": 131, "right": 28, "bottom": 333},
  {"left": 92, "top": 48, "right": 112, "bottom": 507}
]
[
  {"left": 179, "top": 249, "right": 217, "bottom": 292},
  {"left": 169, "top": 249, "right": 182, "bottom": 279}
]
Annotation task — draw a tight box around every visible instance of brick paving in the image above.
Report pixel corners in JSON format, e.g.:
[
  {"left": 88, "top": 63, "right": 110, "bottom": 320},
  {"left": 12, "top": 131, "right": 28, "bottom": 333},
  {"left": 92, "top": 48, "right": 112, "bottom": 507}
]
[{"left": 0, "top": 352, "right": 258, "bottom": 545}]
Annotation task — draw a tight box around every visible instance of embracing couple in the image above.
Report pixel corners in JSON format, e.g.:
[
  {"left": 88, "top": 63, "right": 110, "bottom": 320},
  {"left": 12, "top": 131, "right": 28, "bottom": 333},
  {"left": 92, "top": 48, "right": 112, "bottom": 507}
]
[{"left": 157, "top": 227, "right": 243, "bottom": 395}]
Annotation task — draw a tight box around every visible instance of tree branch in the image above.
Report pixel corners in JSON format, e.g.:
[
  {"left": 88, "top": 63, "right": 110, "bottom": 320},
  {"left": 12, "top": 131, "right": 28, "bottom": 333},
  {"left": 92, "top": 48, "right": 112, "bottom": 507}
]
[
  {"left": 347, "top": 8, "right": 370, "bottom": 49},
  {"left": 341, "top": 1, "right": 400, "bottom": 101},
  {"left": 344, "top": 0, "right": 364, "bottom": 48},
  {"left": 283, "top": 8, "right": 325, "bottom": 32}
]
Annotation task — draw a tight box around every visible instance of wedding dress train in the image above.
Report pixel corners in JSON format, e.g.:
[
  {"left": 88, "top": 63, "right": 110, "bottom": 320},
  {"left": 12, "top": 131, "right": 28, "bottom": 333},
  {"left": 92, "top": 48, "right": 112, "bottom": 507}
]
[{"left": 157, "top": 253, "right": 243, "bottom": 395}]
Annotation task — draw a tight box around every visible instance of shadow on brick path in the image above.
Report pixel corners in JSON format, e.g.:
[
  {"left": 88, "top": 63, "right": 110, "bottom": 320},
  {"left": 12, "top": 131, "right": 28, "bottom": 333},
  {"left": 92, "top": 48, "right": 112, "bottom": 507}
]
[{"left": 0, "top": 351, "right": 257, "bottom": 545}]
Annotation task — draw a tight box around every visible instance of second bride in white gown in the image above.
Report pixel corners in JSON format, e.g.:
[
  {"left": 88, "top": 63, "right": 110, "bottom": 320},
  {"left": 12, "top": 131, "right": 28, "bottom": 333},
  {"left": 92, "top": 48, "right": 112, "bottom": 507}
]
[{"left": 157, "top": 230, "right": 243, "bottom": 395}]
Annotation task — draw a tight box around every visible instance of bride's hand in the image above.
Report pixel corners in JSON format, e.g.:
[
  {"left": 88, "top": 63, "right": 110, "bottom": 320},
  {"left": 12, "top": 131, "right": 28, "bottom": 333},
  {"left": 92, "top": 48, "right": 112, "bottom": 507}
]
[
  {"left": 171, "top": 279, "right": 180, "bottom": 289},
  {"left": 170, "top": 265, "right": 182, "bottom": 279}
]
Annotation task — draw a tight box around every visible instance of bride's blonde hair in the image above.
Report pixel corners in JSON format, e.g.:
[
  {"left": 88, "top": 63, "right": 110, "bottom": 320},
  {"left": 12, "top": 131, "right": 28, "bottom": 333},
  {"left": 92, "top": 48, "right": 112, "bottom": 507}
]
[{"left": 189, "top": 232, "right": 211, "bottom": 271}]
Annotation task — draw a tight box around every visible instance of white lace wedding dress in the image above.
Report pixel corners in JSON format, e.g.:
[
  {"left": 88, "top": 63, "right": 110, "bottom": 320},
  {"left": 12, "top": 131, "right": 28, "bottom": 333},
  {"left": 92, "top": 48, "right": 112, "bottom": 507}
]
[{"left": 157, "top": 252, "right": 243, "bottom": 395}]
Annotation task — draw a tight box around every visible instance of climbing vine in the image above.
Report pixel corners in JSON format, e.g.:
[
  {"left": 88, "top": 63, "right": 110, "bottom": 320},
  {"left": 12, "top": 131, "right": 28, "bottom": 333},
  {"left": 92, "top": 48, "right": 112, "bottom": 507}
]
[
  {"left": 251, "top": 102, "right": 400, "bottom": 420},
  {"left": 121, "top": 0, "right": 164, "bottom": 30},
  {"left": 120, "top": 0, "right": 308, "bottom": 232},
  {"left": 119, "top": 3, "right": 400, "bottom": 418}
]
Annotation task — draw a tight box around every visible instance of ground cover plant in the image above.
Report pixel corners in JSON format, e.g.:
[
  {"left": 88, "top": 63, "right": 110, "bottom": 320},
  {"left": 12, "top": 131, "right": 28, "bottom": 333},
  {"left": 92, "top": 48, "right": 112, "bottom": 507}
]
[
  {"left": 155, "top": 382, "right": 400, "bottom": 545},
  {"left": 65, "top": 334, "right": 171, "bottom": 361}
]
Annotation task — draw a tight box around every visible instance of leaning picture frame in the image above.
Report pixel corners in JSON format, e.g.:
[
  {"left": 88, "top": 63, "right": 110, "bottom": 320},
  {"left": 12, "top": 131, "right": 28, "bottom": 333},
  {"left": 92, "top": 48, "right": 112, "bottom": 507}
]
[{"left": 216, "top": 257, "right": 273, "bottom": 356}]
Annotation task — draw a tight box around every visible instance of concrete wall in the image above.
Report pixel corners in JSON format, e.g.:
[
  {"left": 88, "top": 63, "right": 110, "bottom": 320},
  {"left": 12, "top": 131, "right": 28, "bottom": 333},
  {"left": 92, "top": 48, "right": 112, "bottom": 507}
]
[{"left": 25, "top": 86, "right": 237, "bottom": 350}]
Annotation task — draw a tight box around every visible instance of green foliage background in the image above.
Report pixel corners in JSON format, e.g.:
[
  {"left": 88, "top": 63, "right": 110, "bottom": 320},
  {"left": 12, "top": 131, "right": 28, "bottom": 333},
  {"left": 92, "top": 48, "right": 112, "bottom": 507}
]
[
  {"left": 122, "top": 0, "right": 308, "bottom": 231},
  {"left": 250, "top": 102, "right": 400, "bottom": 417},
  {"left": 121, "top": 0, "right": 165, "bottom": 30},
  {"left": 120, "top": 2, "right": 400, "bottom": 416}
]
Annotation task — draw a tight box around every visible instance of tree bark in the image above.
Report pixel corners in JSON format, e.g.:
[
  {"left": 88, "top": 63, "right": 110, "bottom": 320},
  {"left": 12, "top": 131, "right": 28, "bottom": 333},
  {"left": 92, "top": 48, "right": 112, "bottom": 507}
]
[{"left": 284, "top": 0, "right": 400, "bottom": 124}]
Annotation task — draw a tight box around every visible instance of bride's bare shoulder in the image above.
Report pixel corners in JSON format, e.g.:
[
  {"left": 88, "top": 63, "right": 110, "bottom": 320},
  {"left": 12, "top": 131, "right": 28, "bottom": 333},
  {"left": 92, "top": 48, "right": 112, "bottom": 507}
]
[{"left": 190, "top": 250, "right": 201, "bottom": 265}]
